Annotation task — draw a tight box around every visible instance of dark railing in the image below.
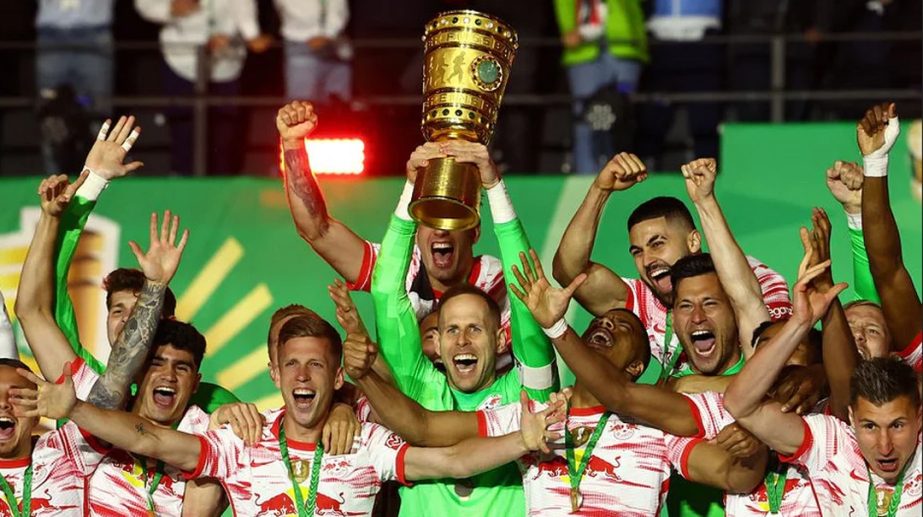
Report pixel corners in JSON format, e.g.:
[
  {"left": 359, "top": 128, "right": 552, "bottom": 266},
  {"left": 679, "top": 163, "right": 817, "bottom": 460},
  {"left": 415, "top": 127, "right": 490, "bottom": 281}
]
[{"left": 1, "top": 31, "right": 920, "bottom": 176}]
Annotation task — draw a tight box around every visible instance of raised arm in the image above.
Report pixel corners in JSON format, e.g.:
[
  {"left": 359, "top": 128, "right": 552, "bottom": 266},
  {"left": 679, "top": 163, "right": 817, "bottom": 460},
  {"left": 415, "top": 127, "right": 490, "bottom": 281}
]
[
  {"left": 13, "top": 365, "right": 201, "bottom": 472},
  {"left": 329, "top": 278, "right": 393, "bottom": 385},
  {"left": 808, "top": 209, "right": 858, "bottom": 420},
  {"left": 857, "top": 102, "right": 922, "bottom": 350},
  {"left": 343, "top": 329, "right": 478, "bottom": 447},
  {"left": 277, "top": 101, "right": 367, "bottom": 284},
  {"left": 444, "top": 141, "right": 558, "bottom": 397},
  {"left": 683, "top": 158, "right": 769, "bottom": 358},
  {"left": 825, "top": 160, "right": 879, "bottom": 302},
  {"left": 552, "top": 153, "right": 647, "bottom": 316},
  {"left": 87, "top": 211, "right": 188, "bottom": 409},
  {"left": 15, "top": 174, "right": 88, "bottom": 379},
  {"left": 724, "top": 246, "right": 845, "bottom": 454},
  {"left": 403, "top": 392, "right": 561, "bottom": 480},
  {"left": 0, "top": 291, "right": 16, "bottom": 359},
  {"left": 56, "top": 115, "right": 145, "bottom": 373},
  {"left": 510, "top": 249, "right": 701, "bottom": 437}
]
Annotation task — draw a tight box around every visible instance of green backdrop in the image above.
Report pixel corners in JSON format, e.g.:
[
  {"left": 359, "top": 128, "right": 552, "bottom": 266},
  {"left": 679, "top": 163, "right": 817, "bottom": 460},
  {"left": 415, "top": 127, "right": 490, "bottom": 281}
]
[{"left": 1, "top": 122, "right": 920, "bottom": 404}]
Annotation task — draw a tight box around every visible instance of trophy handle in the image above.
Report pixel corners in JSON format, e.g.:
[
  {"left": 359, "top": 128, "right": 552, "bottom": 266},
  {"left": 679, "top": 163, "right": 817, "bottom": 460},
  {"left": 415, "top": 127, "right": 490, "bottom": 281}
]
[{"left": 410, "top": 157, "right": 482, "bottom": 231}]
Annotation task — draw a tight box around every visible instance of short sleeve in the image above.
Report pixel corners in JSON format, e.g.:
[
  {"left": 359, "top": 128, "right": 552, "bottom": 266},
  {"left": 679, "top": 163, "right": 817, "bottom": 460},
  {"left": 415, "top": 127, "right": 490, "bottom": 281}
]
[
  {"left": 56, "top": 421, "right": 109, "bottom": 475},
  {"left": 363, "top": 423, "right": 410, "bottom": 485},
  {"left": 748, "top": 256, "right": 793, "bottom": 321},
  {"left": 898, "top": 332, "right": 922, "bottom": 373},
  {"left": 682, "top": 391, "right": 732, "bottom": 439},
  {"left": 621, "top": 277, "right": 646, "bottom": 324},
  {"left": 477, "top": 402, "right": 524, "bottom": 438},
  {"left": 186, "top": 426, "right": 244, "bottom": 480},
  {"left": 57, "top": 358, "right": 100, "bottom": 401},
  {"left": 664, "top": 433, "right": 705, "bottom": 480},
  {"left": 779, "top": 414, "right": 832, "bottom": 468},
  {"left": 346, "top": 241, "right": 380, "bottom": 292}
]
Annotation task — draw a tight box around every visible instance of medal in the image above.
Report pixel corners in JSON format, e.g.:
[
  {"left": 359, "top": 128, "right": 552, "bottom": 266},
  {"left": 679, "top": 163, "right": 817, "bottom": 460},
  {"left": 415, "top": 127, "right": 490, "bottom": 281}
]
[
  {"left": 291, "top": 460, "right": 310, "bottom": 484},
  {"left": 866, "top": 454, "right": 911, "bottom": 517},
  {"left": 564, "top": 406, "right": 611, "bottom": 513},
  {"left": 569, "top": 427, "right": 591, "bottom": 448},
  {"left": 876, "top": 488, "right": 893, "bottom": 516},
  {"left": 279, "top": 422, "right": 324, "bottom": 517},
  {"left": 570, "top": 487, "right": 583, "bottom": 512}
]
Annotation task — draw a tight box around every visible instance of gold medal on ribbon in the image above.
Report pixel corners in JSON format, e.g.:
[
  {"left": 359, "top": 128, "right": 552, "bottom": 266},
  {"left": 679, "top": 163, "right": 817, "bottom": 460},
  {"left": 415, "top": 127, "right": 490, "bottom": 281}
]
[
  {"left": 570, "top": 487, "right": 582, "bottom": 512},
  {"left": 291, "top": 460, "right": 311, "bottom": 484},
  {"left": 877, "top": 487, "right": 893, "bottom": 516},
  {"left": 570, "top": 427, "right": 592, "bottom": 449}
]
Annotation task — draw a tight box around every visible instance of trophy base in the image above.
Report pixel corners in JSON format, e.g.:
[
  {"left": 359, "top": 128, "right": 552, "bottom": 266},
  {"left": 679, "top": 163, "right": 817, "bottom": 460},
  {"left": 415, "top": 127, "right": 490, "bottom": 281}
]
[{"left": 410, "top": 157, "right": 481, "bottom": 231}]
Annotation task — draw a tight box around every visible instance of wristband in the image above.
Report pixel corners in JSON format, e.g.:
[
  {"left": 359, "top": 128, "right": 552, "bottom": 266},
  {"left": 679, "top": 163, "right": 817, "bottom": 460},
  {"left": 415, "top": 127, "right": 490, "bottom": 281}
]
[
  {"left": 862, "top": 115, "right": 900, "bottom": 177},
  {"left": 394, "top": 181, "right": 415, "bottom": 221},
  {"left": 845, "top": 211, "right": 862, "bottom": 230},
  {"left": 75, "top": 169, "right": 109, "bottom": 201},
  {"left": 542, "top": 318, "right": 569, "bottom": 340},
  {"left": 862, "top": 155, "right": 888, "bottom": 178},
  {"left": 486, "top": 179, "right": 516, "bottom": 224}
]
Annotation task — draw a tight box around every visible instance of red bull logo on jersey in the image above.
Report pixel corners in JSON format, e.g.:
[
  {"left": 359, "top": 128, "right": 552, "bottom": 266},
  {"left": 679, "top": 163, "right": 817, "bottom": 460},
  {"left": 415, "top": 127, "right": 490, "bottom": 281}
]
[
  {"left": 584, "top": 456, "right": 622, "bottom": 481},
  {"left": 257, "top": 492, "right": 297, "bottom": 516},
  {"left": 532, "top": 457, "right": 570, "bottom": 479},
  {"left": 907, "top": 472, "right": 923, "bottom": 497},
  {"left": 611, "top": 421, "right": 636, "bottom": 440},
  {"left": 322, "top": 459, "right": 353, "bottom": 475}
]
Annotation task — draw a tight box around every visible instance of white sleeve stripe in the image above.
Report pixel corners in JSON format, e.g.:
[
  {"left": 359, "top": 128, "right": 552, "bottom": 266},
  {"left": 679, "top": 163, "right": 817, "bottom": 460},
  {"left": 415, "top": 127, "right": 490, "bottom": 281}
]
[{"left": 518, "top": 362, "right": 555, "bottom": 391}]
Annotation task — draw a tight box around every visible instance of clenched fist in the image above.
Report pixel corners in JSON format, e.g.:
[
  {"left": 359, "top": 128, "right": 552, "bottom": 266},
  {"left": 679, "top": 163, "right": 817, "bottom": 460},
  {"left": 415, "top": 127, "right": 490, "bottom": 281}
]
[
  {"left": 594, "top": 152, "right": 648, "bottom": 192},
  {"left": 856, "top": 102, "right": 898, "bottom": 157},
  {"left": 681, "top": 158, "right": 718, "bottom": 204},
  {"left": 825, "top": 161, "right": 863, "bottom": 214},
  {"left": 277, "top": 101, "right": 318, "bottom": 150}
]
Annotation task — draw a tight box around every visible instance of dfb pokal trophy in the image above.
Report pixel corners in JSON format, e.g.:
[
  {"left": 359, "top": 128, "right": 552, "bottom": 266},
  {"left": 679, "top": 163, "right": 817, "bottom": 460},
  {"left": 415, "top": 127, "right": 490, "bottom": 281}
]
[{"left": 410, "top": 10, "right": 518, "bottom": 231}]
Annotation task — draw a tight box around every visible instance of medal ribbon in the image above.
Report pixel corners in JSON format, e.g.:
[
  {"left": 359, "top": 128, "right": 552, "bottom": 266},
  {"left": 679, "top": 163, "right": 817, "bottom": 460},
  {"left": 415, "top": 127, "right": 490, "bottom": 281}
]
[
  {"left": 764, "top": 458, "right": 787, "bottom": 514},
  {"left": 660, "top": 312, "right": 679, "bottom": 381},
  {"left": 279, "top": 423, "right": 324, "bottom": 517},
  {"left": 564, "top": 408, "right": 611, "bottom": 511},
  {"left": 0, "top": 464, "right": 32, "bottom": 517},
  {"left": 867, "top": 458, "right": 909, "bottom": 517}
]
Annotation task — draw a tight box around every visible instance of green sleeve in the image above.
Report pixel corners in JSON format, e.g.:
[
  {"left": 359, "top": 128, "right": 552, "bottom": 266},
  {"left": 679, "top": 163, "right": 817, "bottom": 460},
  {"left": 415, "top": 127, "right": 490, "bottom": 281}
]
[
  {"left": 370, "top": 215, "right": 439, "bottom": 403},
  {"left": 847, "top": 225, "right": 880, "bottom": 304},
  {"left": 55, "top": 196, "right": 106, "bottom": 374},
  {"left": 493, "top": 218, "right": 559, "bottom": 396}
]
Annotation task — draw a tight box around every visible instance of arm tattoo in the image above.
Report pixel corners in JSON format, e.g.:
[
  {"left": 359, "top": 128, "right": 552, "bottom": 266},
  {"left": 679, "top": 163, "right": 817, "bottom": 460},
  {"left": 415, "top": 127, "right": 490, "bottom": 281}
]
[
  {"left": 284, "top": 148, "right": 329, "bottom": 221},
  {"left": 87, "top": 280, "right": 166, "bottom": 410},
  {"left": 135, "top": 422, "right": 146, "bottom": 435}
]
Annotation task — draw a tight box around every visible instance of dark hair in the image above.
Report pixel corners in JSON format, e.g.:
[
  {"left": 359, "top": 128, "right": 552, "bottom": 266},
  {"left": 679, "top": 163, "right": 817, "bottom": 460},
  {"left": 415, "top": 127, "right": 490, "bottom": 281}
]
[
  {"left": 438, "top": 284, "right": 501, "bottom": 328},
  {"left": 843, "top": 299, "right": 882, "bottom": 312},
  {"left": 751, "top": 320, "right": 775, "bottom": 349},
  {"left": 850, "top": 357, "right": 921, "bottom": 407},
  {"left": 670, "top": 253, "right": 717, "bottom": 292},
  {"left": 627, "top": 196, "right": 696, "bottom": 233},
  {"left": 267, "top": 304, "right": 318, "bottom": 355},
  {"left": 152, "top": 319, "right": 206, "bottom": 370},
  {"left": 611, "top": 308, "right": 651, "bottom": 369},
  {"left": 752, "top": 319, "right": 822, "bottom": 365},
  {"left": 104, "top": 268, "right": 177, "bottom": 317},
  {"left": 0, "top": 358, "right": 33, "bottom": 373},
  {"left": 277, "top": 313, "right": 343, "bottom": 363}
]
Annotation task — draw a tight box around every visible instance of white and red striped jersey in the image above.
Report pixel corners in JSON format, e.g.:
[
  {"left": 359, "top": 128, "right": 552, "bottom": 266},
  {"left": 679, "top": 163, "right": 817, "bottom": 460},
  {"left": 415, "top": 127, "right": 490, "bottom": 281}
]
[
  {"left": 67, "top": 358, "right": 212, "bottom": 517},
  {"left": 680, "top": 391, "right": 821, "bottom": 516},
  {"left": 785, "top": 413, "right": 922, "bottom": 517},
  {"left": 479, "top": 401, "right": 689, "bottom": 516},
  {"left": 0, "top": 422, "right": 106, "bottom": 516},
  {"left": 623, "top": 255, "right": 792, "bottom": 369},
  {"left": 189, "top": 408, "right": 408, "bottom": 516},
  {"left": 899, "top": 332, "right": 922, "bottom": 373},
  {"left": 349, "top": 242, "right": 511, "bottom": 342}
]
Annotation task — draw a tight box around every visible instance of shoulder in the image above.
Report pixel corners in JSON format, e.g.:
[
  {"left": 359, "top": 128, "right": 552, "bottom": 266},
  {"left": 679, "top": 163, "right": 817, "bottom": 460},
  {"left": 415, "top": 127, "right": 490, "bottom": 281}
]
[{"left": 180, "top": 404, "right": 212, "bottom": 433}]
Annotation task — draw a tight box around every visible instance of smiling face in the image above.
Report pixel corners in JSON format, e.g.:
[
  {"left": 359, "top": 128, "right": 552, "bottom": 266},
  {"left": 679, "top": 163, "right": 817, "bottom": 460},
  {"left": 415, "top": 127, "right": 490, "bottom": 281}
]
[
  {"left": 850, "top": 395, "right": 922, "bottom": 484},
  {"left": 628, "top": 217, "right": 700, "bottom": 306},
  {"left": 0, "top": 367, "right": 37, "bottom": 459},
  {"left": 845, "top": 303, "right": 892, "bottom": 360},
  {"left": 581, "top": 309, "right": 649, "bottom": 378},
  {"left": 415, "top": 225, "right": 478, "bottom": 291},
  {"left": 438, "top": 293, "right": 501, "bottom": 393},
  {"left": 274, "top": 336, "right": 343, "bottom": 431},
  {"left": 673, "top": 273, "right": 740, "bottom": 375},
  {"left": 133, "top": 345, "right": 201, "bottom": 426}
]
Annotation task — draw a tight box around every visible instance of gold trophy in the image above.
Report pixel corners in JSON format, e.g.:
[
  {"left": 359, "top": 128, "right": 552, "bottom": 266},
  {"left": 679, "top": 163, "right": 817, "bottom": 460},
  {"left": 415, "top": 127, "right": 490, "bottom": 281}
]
[{"left": 411, "top": 10, "right": 518, "bottom": 231}]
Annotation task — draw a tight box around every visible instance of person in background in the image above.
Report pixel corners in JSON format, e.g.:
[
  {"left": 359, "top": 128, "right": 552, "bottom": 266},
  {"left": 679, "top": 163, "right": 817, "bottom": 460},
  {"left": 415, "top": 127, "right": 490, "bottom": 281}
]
[
  {"left": 134, "top": 0, "right": 271, "bottom": 175},
  {"left": 35, "top": 0, "right": 116, "bottom": 174},
  {"left": 275, "top": 0, "right": 351, "bottom": 103},
  {"left": 553, "top": 0, "right": 648, "bottom": 174}
]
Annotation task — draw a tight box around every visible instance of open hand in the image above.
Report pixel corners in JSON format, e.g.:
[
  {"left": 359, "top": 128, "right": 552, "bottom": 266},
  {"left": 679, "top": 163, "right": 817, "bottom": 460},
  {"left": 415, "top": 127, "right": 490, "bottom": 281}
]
[
  {"left": 323, "top": 402, "right": 360, "bottom": 455},
  {"left": 128, "top": 211, "right": 189, "bottom": 285},
  {"left": 594, "top": 152, "right": 647, "bottom": 192},
  {"left": 440, "top": 141, "right": 500, "bottom": 188},
  {"left": 210, "top": 402, "right": 264, "bottom": 445},
  {"left": 329, "top": 279, "right": 369, "bottom": 339},
  {"left": 770, "top": 364, "right": 826, "bottom": 415},
  {"left": 825, "top": 161, "right": 863, "bottom": 213},
  {"left": 11, "top": 363, "right": 77, "bottom": 420},
  {"left": 508, "top": 249, "right": 586, "bottom": 329},
  {"left": 792, "top": 229, "right": 847, "bottom": 326},
  {"left": 38, "top": 172, "right": 88, "bottom": 217},
  {"left": 518, "top": 391, "right": 565, "bottom": 454},
  {"left": 681, "top": 158, "right": 717, "bottom": 204},
  {"left": 85, "top": 115, "right": 144, "bottom": 179}
]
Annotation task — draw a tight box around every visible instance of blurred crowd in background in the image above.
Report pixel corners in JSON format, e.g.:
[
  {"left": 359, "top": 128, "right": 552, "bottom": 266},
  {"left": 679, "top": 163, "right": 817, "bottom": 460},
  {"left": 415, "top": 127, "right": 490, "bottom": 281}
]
[{"left": 0, "top": 0, "right": 920, "bottom": 177}]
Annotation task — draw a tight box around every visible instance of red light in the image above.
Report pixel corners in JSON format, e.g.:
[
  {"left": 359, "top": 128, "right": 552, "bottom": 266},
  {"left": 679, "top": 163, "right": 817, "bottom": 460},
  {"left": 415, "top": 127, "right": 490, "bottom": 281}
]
[{"left": 279, "top": 138, "right": 365, "bottom": 176}]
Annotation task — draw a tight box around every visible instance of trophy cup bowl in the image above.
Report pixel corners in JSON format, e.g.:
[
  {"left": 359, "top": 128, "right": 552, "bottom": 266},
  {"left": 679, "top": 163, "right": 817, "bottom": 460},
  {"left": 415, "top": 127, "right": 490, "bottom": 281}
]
[{"left": 411, "top": 10, "right": 518, "bottom": 231}]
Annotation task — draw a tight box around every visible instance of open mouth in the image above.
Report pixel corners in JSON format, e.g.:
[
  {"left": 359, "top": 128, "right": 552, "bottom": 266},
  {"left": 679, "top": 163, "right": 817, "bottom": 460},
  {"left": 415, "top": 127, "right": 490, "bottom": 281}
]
[
  {"left": 292, "top": 388, "right": 317, "bottom": 409},
  {"left": 0, "top": 417, "right": 16, "bottom": 440},
  {"left": 453, "top": 353, "right": 478, "bottom": 374},
  {"left": 152, "top": 386, "right": 177, "bottom": 408},
  {"left": 431, "top": 242, "right": 455, "bottom": 269},
  {"left": 877, "top": 458, "right": 899, "bottom": 473},
  {"left": 647, "top": 266, "right": 672, "bottom": 293},
  {"left": 586, "top": 327, "right": 613, "bottom": 350},
  {"left": 690, "top": 330, "right": 717, "bottom": 357}
]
